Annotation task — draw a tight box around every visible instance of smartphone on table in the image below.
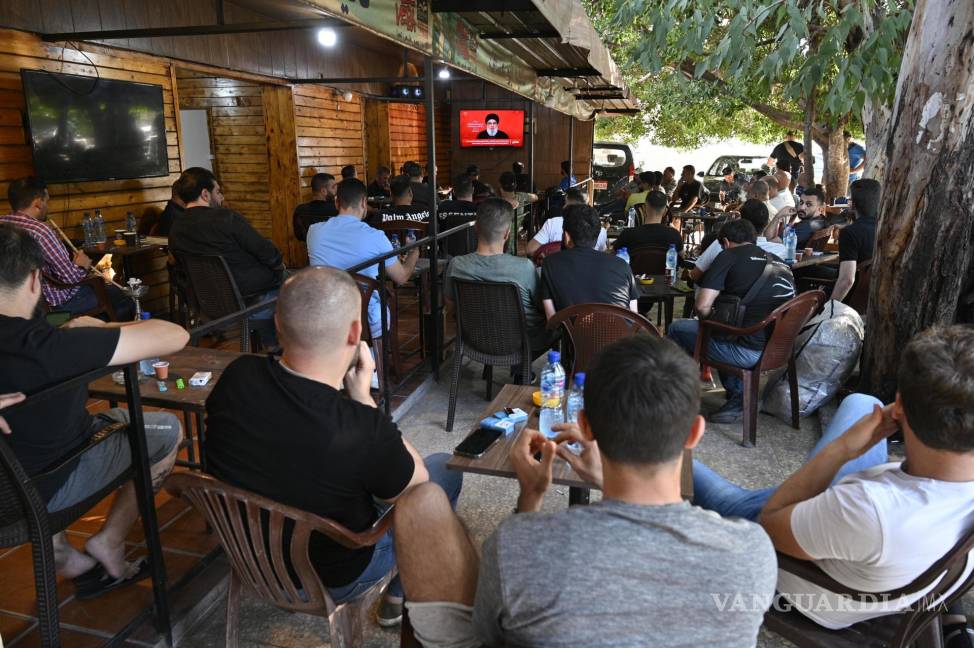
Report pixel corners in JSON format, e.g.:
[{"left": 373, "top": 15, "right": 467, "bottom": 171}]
[{"left": 453, "top": 426, "right": 503, "bottom": 459}]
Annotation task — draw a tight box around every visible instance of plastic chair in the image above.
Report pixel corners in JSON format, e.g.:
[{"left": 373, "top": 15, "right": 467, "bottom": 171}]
[
  {"left": 531, "top": 241, "right": 562, "bottom": 267},
  {"left": 844, "top": 260, "right": 873, "bottom": 316},
  {"left": 446, "top": 279, "right": 532, "bottom": 432},
  {"left": 695, "top": 290, "right": 825, "bottom": 446},
  {"left": 166, "top": 472, "right": 395, "bottom": 648},
  {"left": 546, "top": 303, "right": 659, "bottom": 377},
  {"left": 178, "top": 254, "right": 262, "bottom": 352},
  {"left": 765, "top": 524, "right": 974, "bottom": 648},
  {"left": 43, "top": 273, "right": 117, "bottom": 321},
  {"left": 352, "top": 273, "right": 402, "bottom": 385}
]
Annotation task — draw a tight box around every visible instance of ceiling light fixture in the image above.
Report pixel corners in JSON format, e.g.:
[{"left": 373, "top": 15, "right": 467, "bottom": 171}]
[{"left": 317, "top": 27, "right": 337, "bottom": 47}]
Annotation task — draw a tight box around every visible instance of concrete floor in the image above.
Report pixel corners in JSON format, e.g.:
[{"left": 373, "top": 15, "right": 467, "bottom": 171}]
[{"left": 179, "top": 354, "right": 919, "bottom": 648}]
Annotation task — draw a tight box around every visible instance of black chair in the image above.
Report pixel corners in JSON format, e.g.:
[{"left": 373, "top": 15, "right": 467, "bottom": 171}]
[
  {"left": 446, "top": 279, "right": 532, "bottom": 432},
  {"left": 0, "top": 365, "right": 170, "bottom": 647},
  {"left": 178, "top": 254, "right": 263, "bottom": 352},
  {"left": 628, "top": 246, "right": 674, "bottom": 326}
]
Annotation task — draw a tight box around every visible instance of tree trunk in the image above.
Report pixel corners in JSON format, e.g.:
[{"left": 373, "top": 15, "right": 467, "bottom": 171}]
[
  {"left": 859, "top": 0, "right": 974, "bottom": 400},
  {"left": 860, "top": 1, "right": 892, "bottom": 181},
  {"left": 823, "top": 126, "right": 848, "bottom": 200},
  {"left": 802, "top": 91, "right": 816, "bottom": 186}
]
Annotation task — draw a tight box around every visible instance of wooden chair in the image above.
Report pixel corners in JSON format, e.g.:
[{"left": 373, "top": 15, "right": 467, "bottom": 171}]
[
  {"left": 546, "top": 303, "right": 659, "bottom": 377},
  {"left": 352, "top": 273, "right": 403, "bottom": 385},
  {"left": 765, "top": 524, "right": 974, "bottom": 648},
  {"left": 166, "top": 472, "right": 395, "bottom": 648},
  {"left": 807, "top": 225, "right": 835, "bottom": 252},
  {"left": 532, "top": 241, "right": 562, "bottom": 267},
  {"left": 178, "top": 254, "right": 263, "bottom": 352},
  {"left": 446, "top": 279, "right": 532, "bottom": 432},
  {"left": 695, "top": 290, "right": 825, "bottom": 446},
  {"left": 43, "top": 272, "right": 117, "bottom": 321}
]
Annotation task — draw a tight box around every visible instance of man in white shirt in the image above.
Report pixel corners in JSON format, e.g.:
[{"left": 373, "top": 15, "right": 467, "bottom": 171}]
[
  {"left": 768, "top": 169, "right": 796, "bottom": 212},
  {"left": 527, "top": 187, "right": 607, "bottom": 256},
  {"left": 692, "top": 325, "right": 974, "bottom": 630},
  {"left": 690, "top": 200, "right": 786, "bottom": 281},
  {"left": 746, "top": 179, "right": 778, "bottom": 221}
]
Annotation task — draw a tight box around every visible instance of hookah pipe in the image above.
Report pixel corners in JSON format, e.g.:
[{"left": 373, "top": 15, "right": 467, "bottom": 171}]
[{"left": 47, "top": 219, "right": 128, "bottom": 292}]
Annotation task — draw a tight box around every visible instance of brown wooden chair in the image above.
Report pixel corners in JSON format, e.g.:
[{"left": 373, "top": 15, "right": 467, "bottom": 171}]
[
  {"left": 695, "top": 290, "right": 825, "bottom": 446},
  {"left": 546, "top": 303, "right": 659, "bottom": 377},
  {"left": 166, "top": 472, "right": 395, "bottom": 648},
  {"left": 446, "top": 279, "right": 532, "bottom": 432},
  {"left": 844, "top": 259, "right": 873, "bottom": 316},
  {"left": 806, "top": 225, "right": 835, "bottom": 252},
  {"left": 532, "top": 241, "right": 562, "bottom": 267},
  {"left": 765, "top": 524, "right": 974, "bottom": 648},
  {"left": 352, "top": 273, "right": 403, "bottom": 385},
  {"left": 42, "top": 272, "right": 117, "bottom": 321}
]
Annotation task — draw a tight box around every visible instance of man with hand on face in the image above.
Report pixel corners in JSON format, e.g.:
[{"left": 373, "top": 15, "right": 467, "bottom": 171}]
[{"left": 787, "top": 185, "right": 830, "bottom": 249}]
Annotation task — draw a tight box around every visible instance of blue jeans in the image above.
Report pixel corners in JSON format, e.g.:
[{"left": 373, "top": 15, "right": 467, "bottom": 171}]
[
  {"left": 692, "top": 393, "right": 889, "bottom": 521},
  {"left": 247, "top": 288, "right": 279, "bottom": 347},
  {"left": 667, "top": 318, "right": 763, "bottom": 400},
  {"left": 59, "top": 283, "right": 136, "bottom": 321},
  {"left": 327, "top": 453, "right": 463, "bottom": 603}
]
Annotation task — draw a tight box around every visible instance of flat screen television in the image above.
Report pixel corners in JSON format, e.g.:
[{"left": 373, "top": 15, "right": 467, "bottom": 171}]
[
  {"left": 459, "top": 109, "right": 524, "bottom": 148},
  {"left": 21, "top": 69, "right": 169, "bottom": 183}
]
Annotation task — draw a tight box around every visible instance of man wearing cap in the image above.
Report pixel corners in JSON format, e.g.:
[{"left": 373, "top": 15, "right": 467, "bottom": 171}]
[{"left": 476, "top": 113, "right": 509, "bottom": 140}]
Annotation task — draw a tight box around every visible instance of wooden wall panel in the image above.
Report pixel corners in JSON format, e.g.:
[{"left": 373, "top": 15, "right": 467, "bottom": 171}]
[
  {"left": 0, "top": 30, "right": 180, "bottom": 315},
  {"left": 364, "top": 100, "right": 391, "bottom": 182},
  {"left": 388, "top": 103, "right": 426, "bottom": 177},
  {"left": 293, "top": 84, "right": 365, "bottom": 194},
  {"left": 262, "top": 85, "right": 302, "bottom": 268}
]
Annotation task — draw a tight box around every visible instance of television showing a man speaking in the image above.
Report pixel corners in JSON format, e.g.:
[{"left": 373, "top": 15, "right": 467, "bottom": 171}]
[{"left": 459, "top": 110, "right": 524, "bottom": 148}]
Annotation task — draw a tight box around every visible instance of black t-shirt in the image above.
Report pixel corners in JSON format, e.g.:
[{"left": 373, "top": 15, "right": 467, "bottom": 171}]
[
  {"left": 676, "top": 180, "right": 704, "bottom": 207},
  {"left": 771, "top": 141, "right": 804, "bottom": 173},
  {"left": 701, "top": 245, "right": 796, "bottom": 348},
  {"left": 169, "top": 206, "right": 284, "bottom": 297},
  {"left": 514, "top": 173, "right": 533, "bottom": 193},
  {"left": 410, "top": 181, "right": 434, "bottom": 208},
  {"left": 540, "top": 247, "right": 639, "bottom": 312},
  {"left": 204, "top": 355, "right": 415, "bottom": 587},
  {"left": 793, "top": 216, "right": 830, "bottom": 249},
  {"left": 437, "top": 199, "right": 478, "bottom": 257},
  {"left": 369, "top": 204, "right": 431, "bottom": 227},
  {"left": 612, "top": 223, "right": 683, "bottom": 252},
  {"left": 838, "top": 217, "right": 877, "bottom": 263},
  {"left": 292, "top": 199, "right": 339, "bottom": 242},
  {"left": 156, "top": 200, "right": 184, "bottom": 237},
  {"left": 367, "top": 180, "right": 389, "bottom": 197},
  {"left": 0, "top": 315, "right": 119, "bottom": 497}
]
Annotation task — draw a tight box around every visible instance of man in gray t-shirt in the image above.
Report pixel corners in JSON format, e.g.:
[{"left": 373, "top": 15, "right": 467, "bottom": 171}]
[
  {"left": 444, "top": 198, "right": 550, "bottom": 354},
  {"left": 393, "top": 336, "right": 777, "bottom": 648}
]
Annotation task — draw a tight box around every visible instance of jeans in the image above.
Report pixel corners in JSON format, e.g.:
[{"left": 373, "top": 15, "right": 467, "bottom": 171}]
[
  {"left": 59, "top": 283, "right": 136, "bottom": 321},
  {"left": 692, "top": 393, "right": 889, "bottom": 521},
  {"left": 667, "top": 318, "right": 763, "bottom": 400},
  {"left": 326, "top": 453, "right": 463, "bottom": 603},
  {"left": 247, "top": 288, "right": 279, "bottom": 348}
]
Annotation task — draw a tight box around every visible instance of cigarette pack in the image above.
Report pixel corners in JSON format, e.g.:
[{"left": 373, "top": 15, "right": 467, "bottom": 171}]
[
  {"left": 480, "top": 416, "right": 516, "bottom": 434},
  {"left": 189, "top": 371, "right": 212, "bottom": 386}
]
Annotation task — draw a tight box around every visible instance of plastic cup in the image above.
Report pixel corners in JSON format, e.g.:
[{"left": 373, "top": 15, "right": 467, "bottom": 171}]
[
  {"left": 795, "top": 251, "right": 804, "bottom": 262},
  {"left": 152, "top": 361, "right": 170, "bottom": 380},
  {"left": 123, "top": 231, "right": 138, "bottom": 246},
  {"left": 804, "top": 247, "right": 814, "bottom": 257}
]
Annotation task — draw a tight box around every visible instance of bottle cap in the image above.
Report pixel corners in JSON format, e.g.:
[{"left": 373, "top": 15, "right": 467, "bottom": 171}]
[
  {"left": 548, "top": 350, "right": 560, "bottom": 363},
  {"left": 574, "top": 372, "right": 585, "bottom": 386},
  {"left": 140, "top": 311, "right": 151, "bottom": 320}
]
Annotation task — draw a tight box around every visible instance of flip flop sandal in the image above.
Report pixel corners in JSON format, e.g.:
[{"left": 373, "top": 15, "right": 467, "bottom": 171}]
[
  {"left": 73, "top": 557, "right": 151, "bottom": 600},
  {"left": 71, "top": 563, "right": 106, "bottom": 585}
]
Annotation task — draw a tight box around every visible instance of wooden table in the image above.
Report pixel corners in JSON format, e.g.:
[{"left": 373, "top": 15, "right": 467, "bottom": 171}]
[
  {"left": 447, "top": 384, "right": 693, "bottom": 505},
  {"left": 790, "top": 252, "right": 839, "bottom": 270},
  {"left": 636, "top": 275, "right": 691, "bottom": 330},
  {"left": 85, "top": 237, "right": 168, "bottom": 280},
  {"left": 88, "top": 346, "right": 246, "bottom": 471}
]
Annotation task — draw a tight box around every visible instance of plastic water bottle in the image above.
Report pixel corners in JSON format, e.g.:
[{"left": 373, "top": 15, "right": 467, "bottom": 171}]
[
  {"left": 784, "top": 226, "right": 798, "bottom": 262},
  {"left": 81, "top": 212, "right": 94, "bottom": 246},
  {"left": 626, "top": 207, "right": 636, "bottom": 228},
  {"left": 405, "top": 229, "right": 416, "bottom": 246},
  {"left": 390, "top": 233, "right": 401, "bottom": 251},
  {"left": 566, "top": 372, "right": 585, "bottom": 424},
  {"left": 539, "top": 351, "right": 566, "bottom": 439},
  {"left": 94, "top": 210, "right": 106, "bottom": 243},
  {"left": 665, "top": 243, "right": 678, "bottom": 285},
  {"left": 126, "top": 210, "right": 137, "bottom": 233},
  {"left": 615, "top": 246, "right": 630, "bottom": 265}
]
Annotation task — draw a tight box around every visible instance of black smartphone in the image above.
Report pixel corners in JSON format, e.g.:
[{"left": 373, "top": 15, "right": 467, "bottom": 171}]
[{"left": 454, "top": 427, "right": 503, "bottom": 458}]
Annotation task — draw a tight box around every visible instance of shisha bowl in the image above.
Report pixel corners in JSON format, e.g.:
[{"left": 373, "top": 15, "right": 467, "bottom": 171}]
[{"left": 121, "top": 284, "right": 149, "bottom": 301}]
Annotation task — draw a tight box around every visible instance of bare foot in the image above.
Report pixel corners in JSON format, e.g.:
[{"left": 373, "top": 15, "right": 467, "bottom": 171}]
[
  {"left": 53, "top": 534, "right": 97, "bottom": 579},
  {"left": 84, "top": 533, "right": 131, "bottom": 580}
]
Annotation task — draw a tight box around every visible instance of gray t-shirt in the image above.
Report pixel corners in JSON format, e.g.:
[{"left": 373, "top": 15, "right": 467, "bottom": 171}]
[
  {"left": 444, "top": 252, "right": 548, "bottom": 352},
  {"left": 473, "top": 499, "right": 777, "bottom": 647}
]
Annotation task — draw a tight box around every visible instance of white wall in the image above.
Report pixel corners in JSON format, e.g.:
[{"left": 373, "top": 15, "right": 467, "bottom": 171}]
[{"left": 179, "top": 109, "right": 213, "bottom": 171}]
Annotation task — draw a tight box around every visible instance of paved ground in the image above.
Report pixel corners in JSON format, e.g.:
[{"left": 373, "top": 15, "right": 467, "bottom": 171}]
[{"left": 179, "top": 354, "right": 918, "bottom": 647}]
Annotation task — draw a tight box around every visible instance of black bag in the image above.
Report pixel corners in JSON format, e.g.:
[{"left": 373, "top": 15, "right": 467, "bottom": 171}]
[{"left": 706, "top": 257, "right": 774, "bottom": 328}]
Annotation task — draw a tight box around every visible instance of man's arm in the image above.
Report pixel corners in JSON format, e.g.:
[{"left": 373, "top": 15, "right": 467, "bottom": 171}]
[
  {"left": 759, "top": 403, "right": 896, "bottom": 558},
  {"left": 107, "top": 320, "right": 190, "bottom": 366},
  {"left": 381, "top": 437, "right": 430, "bottom": 503},
  {"left": 231, "top": 212, "right": 284, "bottom": 270},
  {"left": 385, "top": 248, "right": 420, "bottom": 285},
  {"left": 525, "top": 238, "right": 542, "bottom": 256},
  {"left": 831, "top": 260, "right": 857, "bottom": 302},
  {"left": 542, "top": 299, "right": 556, "bottom": 319},
  {"left": 38, "top": 226, "right": 88, "bottom": 284},
  {"left": 695, "top": 287, "right": 719, "bottom": 318}
]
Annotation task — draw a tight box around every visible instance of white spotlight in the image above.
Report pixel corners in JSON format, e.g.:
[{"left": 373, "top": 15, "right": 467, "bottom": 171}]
[
  {"left": 342, "top": 91, "right": 354, "bottom": 102},
  {"left": 438, "top": 68, "right": 451, "bottom": 80},
  {"left": 317, "top": 27, "right": 337, "bottom": 47}
]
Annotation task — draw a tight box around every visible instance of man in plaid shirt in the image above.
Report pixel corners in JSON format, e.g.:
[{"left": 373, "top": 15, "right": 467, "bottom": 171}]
[{"left": 1, "top": 177, "right": 131, "bottom": 319}]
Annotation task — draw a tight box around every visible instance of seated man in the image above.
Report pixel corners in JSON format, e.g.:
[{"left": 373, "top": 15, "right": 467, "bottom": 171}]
[
  {"left": 466, "top": 165, "right": 490, "bottom": 198},
  {"left": 512, "top": 161, "right": 533, "bottom": 193},
  {"left": 0, "top": 177, "right": 133, "bottom": 320},
  {"left": 693, "top": 325, "right": 974, "bottom": 630},
  {"left": 661, "top": 166, "right": 677, "bottom": 195},
  {"left": 831, "top": 178, "right": 879, "bottom": 301},
  {"left": 155, "top": 180, "right": 186, "bottom": 236},
  {"left": 559, "top": 160, "right": 577, "bottom": 192},
  {"left": 0, "top": 224, "right": 187, "bottom": 595},
  {"left": 340, "top": 164, "right": 356, "bottom": 180},
  {"left": 437, "top": 176, "right": 478, "bottom": 257},
  {"left": 718, "top": 166, "right": 746, "bottom": 204},
  {"left": 406, "top": 162, "right": 434, "bottom": 209},
  {"left": 307, "top": 179, "right": 419, "bottom": 345},
  {"left": 394, "top": 335, "right": 776, "bottom": 647},
  {"left": 747, "top": 179, "right": 778, "bottom": 220},
  {"left": 790, "top": 185, "right": 830, "bottom": 249},
  {"left": 623, "top": 171, "right": 654, "bottom": 213},
  {"left": 527, "top": 188, "right": 607, "bottom": 256},
  {"left": 612, "top": 190, "right": 683, "bottom": 251},
  {"left": 367, "top": 165, "right": 392, "bottom": 197},
  {"left": 292, "top": 172, "right": 338, "bottom": 242},
  {"left": 690, "top": 199, "right": 787, "bottom": 282},
  {"left": 672, "top": 165, "right": 704, "bottom": 212},
  {"left": 669, "top": 219, "right": 795, "bottom": 423},
  {"left": 372, "top": 179, "right": 431, "bottom": 226},
  {"left": 541, "top": 204, "right": 638, "bottom": 317},
  {"left": 768, "top": 166, "right": 795, "bottom": 212},
  {"left": 168, "top": 167, "right": 285, "bottom": 346},
  {"left": 444, "top": 198, "right": 549, "bottom": 355},
  {"left": 205, "top": 267, "right": 461, "bottom": 627}
]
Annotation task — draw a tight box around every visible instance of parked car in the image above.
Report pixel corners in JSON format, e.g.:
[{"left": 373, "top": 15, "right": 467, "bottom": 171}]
[
  {"left": 592, "top": 142, "right": 635, "bottom": 204},
  {"left": 697, "top": 155, "right": 769, "bottom": 195}
]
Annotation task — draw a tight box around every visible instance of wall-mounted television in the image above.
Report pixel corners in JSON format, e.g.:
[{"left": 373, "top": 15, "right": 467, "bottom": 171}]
[
  {"left": 459, "top": 109, "right": 524, "bottom": 148},
  {"left": 21, "top": 70, "right": 169, "bottom": 183}
]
